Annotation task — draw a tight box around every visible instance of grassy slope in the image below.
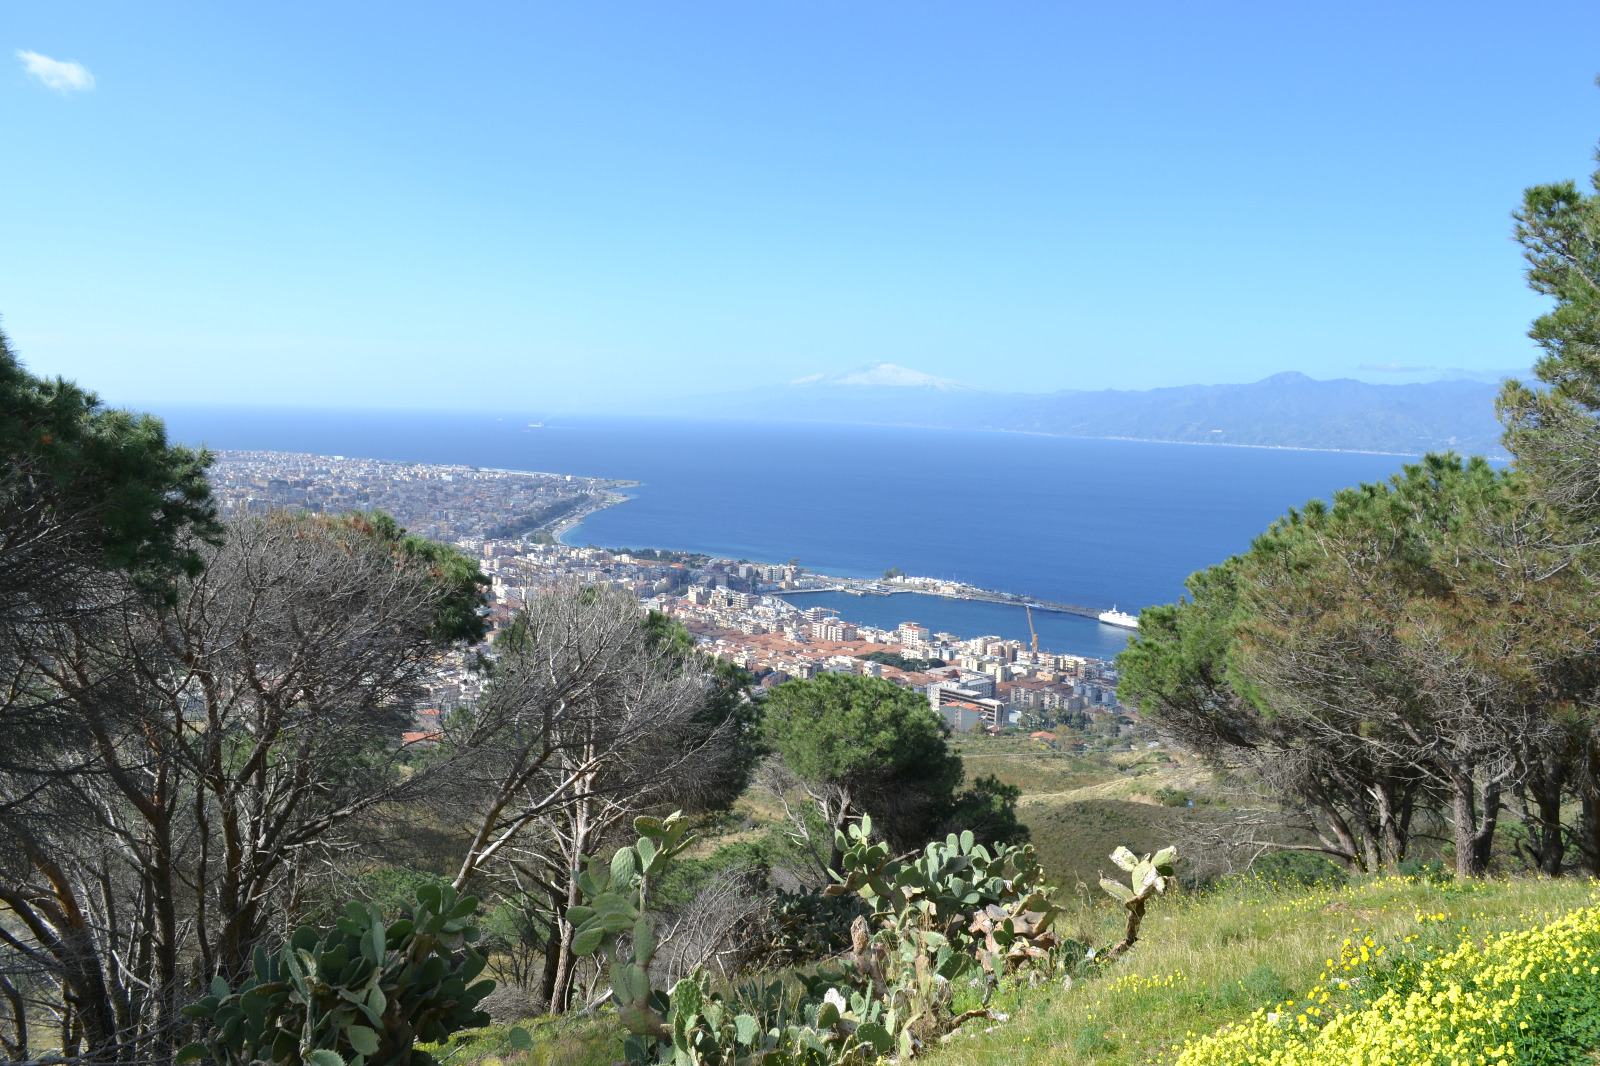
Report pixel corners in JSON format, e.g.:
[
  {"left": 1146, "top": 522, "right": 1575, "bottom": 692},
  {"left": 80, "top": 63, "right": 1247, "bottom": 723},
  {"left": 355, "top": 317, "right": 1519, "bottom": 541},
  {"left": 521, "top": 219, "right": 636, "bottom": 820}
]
[
  {"left": 956, "top": 736, "right": 1236, "bottom": 890},
  {"left": 925, "top": 874, "right": 1600, "bottom": 1066},
  {"left": 449, "top": 874, "right": 1600, "bottom": 1066},
  {"left": 455, "top": 736, "right": 1600, "bottom": 1064}
]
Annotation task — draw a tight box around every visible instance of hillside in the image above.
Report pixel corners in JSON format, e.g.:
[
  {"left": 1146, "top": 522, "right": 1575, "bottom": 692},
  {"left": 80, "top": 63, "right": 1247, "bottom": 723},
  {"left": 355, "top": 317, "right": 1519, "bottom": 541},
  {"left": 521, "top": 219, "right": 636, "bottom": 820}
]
[
  {"left": 442, "top": 866, "right": 1600, "bottom": 1066},
  {"left": 445, "top": 735, "right": 1600, "bottom": 1065},
  {"left": 702, "top": 364, "right": 1511, "bottom": 456},
  {"left": 953, "top": 737, "right": 1239, "bottom": 889},
  {"left": 923, "top": 873, "right": 1600, "bottom": 1065}
]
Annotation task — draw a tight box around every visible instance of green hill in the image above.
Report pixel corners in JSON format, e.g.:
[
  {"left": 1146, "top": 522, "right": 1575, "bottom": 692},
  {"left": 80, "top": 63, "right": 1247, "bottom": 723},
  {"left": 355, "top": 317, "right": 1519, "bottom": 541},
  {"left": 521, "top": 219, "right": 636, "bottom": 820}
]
[{"left": 437, "top": 735, "right": 1600, "bottom": 1065}]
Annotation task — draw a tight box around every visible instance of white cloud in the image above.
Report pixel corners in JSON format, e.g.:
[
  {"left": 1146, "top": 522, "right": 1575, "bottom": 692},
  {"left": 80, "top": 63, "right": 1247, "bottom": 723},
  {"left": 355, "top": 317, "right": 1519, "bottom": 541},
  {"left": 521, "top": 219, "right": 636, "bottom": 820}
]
[{"left": 17, "top": 50, "right": 95, "bottom": 93}]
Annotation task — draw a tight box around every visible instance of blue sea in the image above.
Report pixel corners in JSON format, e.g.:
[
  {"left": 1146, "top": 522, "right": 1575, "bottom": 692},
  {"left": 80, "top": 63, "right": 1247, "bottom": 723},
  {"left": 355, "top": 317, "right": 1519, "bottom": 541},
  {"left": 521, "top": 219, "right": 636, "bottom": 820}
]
[{"left": 152, "top": 409, "right": 1412, "bottom": 659}]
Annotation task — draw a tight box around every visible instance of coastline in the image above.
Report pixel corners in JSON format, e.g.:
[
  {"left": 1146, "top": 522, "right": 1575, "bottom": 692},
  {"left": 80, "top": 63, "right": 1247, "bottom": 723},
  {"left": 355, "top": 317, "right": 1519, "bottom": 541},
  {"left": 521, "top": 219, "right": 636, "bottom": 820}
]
[
  {"left": 547, "top": 489, "right": 632, "bottom": 541},
  {"left": 557, "top": 504, "right": 1119, "bottom": 621}
]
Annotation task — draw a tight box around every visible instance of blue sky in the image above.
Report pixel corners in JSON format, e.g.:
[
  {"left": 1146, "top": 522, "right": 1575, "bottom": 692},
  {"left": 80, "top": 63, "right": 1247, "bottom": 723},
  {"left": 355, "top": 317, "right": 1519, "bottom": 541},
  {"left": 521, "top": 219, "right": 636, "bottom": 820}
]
[{"left": 4, "top": 3, "right": 1599, "bottom": 411}]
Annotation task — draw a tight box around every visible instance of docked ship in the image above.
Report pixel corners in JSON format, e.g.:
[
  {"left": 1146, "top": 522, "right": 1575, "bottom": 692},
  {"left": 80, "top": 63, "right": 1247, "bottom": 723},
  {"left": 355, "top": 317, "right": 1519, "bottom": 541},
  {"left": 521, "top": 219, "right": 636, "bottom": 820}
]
[{"left": 1097, "top": 606, "right": 1139, "bottom": 630}]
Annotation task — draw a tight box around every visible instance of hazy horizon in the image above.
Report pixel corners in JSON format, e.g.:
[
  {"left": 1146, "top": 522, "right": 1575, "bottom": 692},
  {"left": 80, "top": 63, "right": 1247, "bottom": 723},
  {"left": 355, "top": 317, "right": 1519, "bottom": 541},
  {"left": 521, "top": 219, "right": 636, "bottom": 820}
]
[
  {"left": 98, "top": 360, "right": 1527, "bottom": 418},
  {"left": 7, "top": 2, "right": 1597, "bottom": 412}
]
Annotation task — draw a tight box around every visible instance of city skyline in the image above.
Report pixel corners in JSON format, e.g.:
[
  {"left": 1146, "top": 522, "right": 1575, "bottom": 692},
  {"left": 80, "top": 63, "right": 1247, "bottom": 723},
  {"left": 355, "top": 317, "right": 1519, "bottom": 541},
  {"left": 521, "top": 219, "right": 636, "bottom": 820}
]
[{"left": 6, "top": 2, "right": 1600, "bottom": 411}]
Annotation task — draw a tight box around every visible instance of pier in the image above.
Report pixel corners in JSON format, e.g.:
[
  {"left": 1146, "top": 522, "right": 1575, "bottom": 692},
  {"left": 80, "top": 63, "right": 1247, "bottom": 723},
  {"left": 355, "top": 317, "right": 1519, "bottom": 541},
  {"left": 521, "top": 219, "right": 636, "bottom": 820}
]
[{"left": 789, "top": 580, "right": 1107, "bottom": 620}]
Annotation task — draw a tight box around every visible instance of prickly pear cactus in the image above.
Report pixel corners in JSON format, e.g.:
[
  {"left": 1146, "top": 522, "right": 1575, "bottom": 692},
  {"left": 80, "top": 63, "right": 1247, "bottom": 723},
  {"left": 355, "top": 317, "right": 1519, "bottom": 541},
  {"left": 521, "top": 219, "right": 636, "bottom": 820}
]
[
  {"left": 568, "top": 810, "right": 696, "bottom": 1047},
  {"left": 178, "top": 884, "right": 496, "bottom": 1066},
  {"left": 1099, "top": 845, "right": 1179, "bottom": 959},
  {"left": 579, "top": 812, "right": 1089, "bottom": 1065}
]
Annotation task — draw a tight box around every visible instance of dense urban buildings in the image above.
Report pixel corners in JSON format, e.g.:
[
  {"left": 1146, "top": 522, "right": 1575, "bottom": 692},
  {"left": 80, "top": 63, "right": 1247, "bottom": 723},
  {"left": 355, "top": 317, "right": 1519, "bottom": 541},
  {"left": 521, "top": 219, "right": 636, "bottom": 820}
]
[
  {"left": 207, "top": 450, "right": 629, "bottom": 543},
  {"left": 205, "top": 451, "right": 1134, "bottom": 739}
]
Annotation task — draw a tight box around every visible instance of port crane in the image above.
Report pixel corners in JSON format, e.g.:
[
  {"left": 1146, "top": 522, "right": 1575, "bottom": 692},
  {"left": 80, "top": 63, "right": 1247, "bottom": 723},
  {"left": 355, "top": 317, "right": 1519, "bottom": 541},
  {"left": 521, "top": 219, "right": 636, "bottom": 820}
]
[{"left": 1025, "top": 603, "right": 1039, "bottom": 655}]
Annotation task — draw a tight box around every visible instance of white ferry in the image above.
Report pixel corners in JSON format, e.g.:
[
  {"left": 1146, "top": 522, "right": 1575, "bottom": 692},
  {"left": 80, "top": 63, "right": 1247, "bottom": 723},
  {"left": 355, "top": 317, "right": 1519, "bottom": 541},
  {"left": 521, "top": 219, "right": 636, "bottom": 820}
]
[{"left": 1097, "top": 606, "right": 1139, "bottom": 630}]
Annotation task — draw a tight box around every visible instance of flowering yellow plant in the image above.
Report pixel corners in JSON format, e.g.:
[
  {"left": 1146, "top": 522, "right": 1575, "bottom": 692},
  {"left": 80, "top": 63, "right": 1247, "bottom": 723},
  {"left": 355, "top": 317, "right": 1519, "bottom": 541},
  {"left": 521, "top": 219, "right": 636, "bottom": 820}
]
[{"left": 1173, "top": 903, "right": 1600, "bottom": 1065}]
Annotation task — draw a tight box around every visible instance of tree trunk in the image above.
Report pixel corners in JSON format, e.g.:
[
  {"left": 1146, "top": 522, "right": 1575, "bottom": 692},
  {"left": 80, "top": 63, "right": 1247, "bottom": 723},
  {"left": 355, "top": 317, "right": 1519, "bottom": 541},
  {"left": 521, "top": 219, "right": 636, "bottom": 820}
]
[
  {"left": 1354, "top": 817, "right": 1381, "bottom": 874},
  {"left": 549, "top": 810, "right": 590, "bottom": 1015},
  {"left": 0, "top": 970, "right": 26, "bottom": 1061},
  {"left": 548, "top": 911, "right": 577, "bottom": 1014},
  {"left": 1313, "top": 797, "right": 1363, "bottom": 869},
  {"left": 1578, "top": 740, "right": 1600, "bottom": 877},
  {"left": 1529, "top": 780, "right": 1566, "bottom": 876},
  {"left": 825, "top": 790, "right": 855, "bottom": 876},
  {"left": 1450, "top": 772, "right": 1499, "bottom": 878},
  {"left": 1471, "top": 779, "right": 1501, "bottom": 874},
  {"left": 152, "top": 805, "right": 180, "bottom": 1055},
  {"left": 538, "top": 917, "right": 562, "bottom": 1010},
  {"left": 1375, "top": 780, "right": 1410, "bottom": 868}
]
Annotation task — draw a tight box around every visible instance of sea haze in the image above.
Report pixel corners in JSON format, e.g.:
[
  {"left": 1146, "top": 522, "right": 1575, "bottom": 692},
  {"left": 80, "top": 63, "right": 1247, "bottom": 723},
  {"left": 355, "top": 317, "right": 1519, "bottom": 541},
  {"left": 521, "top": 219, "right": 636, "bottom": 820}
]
[{"left": 154, "top": 409, "right": 1414, "bottom": 654}]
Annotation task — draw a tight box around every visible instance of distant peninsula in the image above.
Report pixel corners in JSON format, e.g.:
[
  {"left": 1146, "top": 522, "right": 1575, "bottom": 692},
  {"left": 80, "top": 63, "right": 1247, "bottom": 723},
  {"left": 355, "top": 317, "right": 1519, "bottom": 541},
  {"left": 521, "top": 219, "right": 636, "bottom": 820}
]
[{"left": 697, "top": 364, "right": 1513, "bottom": 457}]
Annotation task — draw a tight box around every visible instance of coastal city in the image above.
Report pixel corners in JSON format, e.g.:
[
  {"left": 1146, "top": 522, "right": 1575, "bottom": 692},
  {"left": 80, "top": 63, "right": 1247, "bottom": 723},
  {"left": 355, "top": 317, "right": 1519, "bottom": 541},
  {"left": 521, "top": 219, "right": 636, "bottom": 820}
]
[
  {"left": 207, "top": 449, "right": 631, "bottom": 543},
  {"left": 206, "top": 451, "right": 1137, "bottom": 743}
]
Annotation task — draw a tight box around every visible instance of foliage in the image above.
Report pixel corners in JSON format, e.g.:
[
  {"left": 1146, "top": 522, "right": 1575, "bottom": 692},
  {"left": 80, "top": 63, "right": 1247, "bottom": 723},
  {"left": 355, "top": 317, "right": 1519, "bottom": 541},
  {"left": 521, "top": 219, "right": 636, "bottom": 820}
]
[
  {"left": 762, "top": 675, "right": 960, "bottom": 806},
  {"left": 1114, "top": 116, "right": 1600, "bottom": 887},
  {"left": 566, "top": 811, "right": 697, "bottom": 1050},
  {"left": 326, "top": 510, "right": 490, "bottom": 644},
  {"left": 651, "top": 838, "right": 778, "bottom": 912},
  {"left": 179, "top": 885, "right": 503, "bottom": 1066},
  {"left": 572, "top": 806, "right": 1174, "bottom": 1065},
  {"left": 1494, "top": 118, "right": 1600, "bottom": 881},
  {"left": 944, "top": 774, "right": 1028, "bottom": 847},
  {"left": 0, "top": 324, "right": 219, "bottom": 595},
  {"left": 910, "top": 873, "right": 1600, "bottom": 1066},
  {"left": 1239, "top": 851, "right": 1348, "bottom": 888},
  {"left": 858, "top": 650, "right": 947, "bottom": 672},
  {"left": 297, "top": 869, "right": 452, "bottom": 931},
  {"left": 644, "top": 610, "right": 763, "bottom": 808},
  {"left": 761, "top": 674, "right": 965, "bottom": 859},
  {"left": 1498, "top": 128, "right": 1600, "bottom": 528},
  {"left": 0, "top": 510, "right": 478, "bottom": 1063},
  {"left": 420, "top": 1015, "right": 614, "bottom": 1066},
  {"left": 1172, "top": 902, "right": 1600, "bottom": 1065},
  {"left": 446, "top": 586, "right": 750, "bottom": 1015},
  {"left": 1117, "top": 453, "right": 1599, "bottom": 878},
  {"left": 565, "top": 812, "right": 886, "bottom": 1064},
  {"left": 826, "top": 815, "right": 1060, "bottom": 972},
  {"left": 770, "top": 889, "right": 869, "bottom": 965}
]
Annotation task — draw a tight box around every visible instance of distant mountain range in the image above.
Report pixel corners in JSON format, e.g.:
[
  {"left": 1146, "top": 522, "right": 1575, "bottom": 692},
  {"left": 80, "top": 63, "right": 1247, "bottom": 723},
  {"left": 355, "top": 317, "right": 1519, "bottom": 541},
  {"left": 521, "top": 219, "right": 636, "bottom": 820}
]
[{"left": 707, "top": 363, "right": 1513, "bottom": 456}]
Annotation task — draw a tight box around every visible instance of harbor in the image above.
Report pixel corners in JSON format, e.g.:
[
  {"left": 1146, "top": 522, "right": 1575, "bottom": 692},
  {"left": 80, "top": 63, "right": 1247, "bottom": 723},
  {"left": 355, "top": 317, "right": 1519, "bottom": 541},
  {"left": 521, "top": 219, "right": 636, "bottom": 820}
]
[{"left": 778, "top": 571, "right": 1135, "bottom": 623}]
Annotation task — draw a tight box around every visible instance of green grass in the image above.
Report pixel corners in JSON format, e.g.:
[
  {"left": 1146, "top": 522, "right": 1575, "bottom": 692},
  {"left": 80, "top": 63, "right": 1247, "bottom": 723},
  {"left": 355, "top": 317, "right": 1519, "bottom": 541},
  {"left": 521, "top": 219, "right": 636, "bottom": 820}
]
[
  {"left": 1021, "top": 797, "right": 1214, "bottom": 892},
  {"left": 921, "top": 873, "right": 1600, "bottom": 1066},
  {"left": 954, "top": 736, "right": 1121, "bottom": 795},
  {"left": 953, "top": 735, "right": 1227, "bottom": 889}
]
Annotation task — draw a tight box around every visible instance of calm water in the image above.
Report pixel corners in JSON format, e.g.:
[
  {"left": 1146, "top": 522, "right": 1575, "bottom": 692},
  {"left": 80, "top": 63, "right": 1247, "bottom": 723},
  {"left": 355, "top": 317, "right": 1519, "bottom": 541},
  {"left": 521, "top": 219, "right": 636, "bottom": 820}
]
[{"left": 154, "top": 408, "right": 1410, "bottom": 655}]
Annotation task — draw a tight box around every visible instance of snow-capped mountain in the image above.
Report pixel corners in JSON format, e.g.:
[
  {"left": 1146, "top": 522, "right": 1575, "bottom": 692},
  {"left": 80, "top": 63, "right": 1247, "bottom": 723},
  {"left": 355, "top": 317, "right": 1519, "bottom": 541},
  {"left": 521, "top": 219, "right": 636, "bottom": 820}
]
[{"left": 789, "top": 362, "right": 971, "bottom": 391}]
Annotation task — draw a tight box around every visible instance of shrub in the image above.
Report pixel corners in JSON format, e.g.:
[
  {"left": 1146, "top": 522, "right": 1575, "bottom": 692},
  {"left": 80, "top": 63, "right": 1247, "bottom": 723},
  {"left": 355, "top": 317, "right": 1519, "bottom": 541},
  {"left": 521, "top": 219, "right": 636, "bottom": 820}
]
[
  {"left": 571, "top": 811, "right": 1177, "bottom": 1064},
  {"left": 179, "top": 884, "right": 505, "bottom": 1066}
]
